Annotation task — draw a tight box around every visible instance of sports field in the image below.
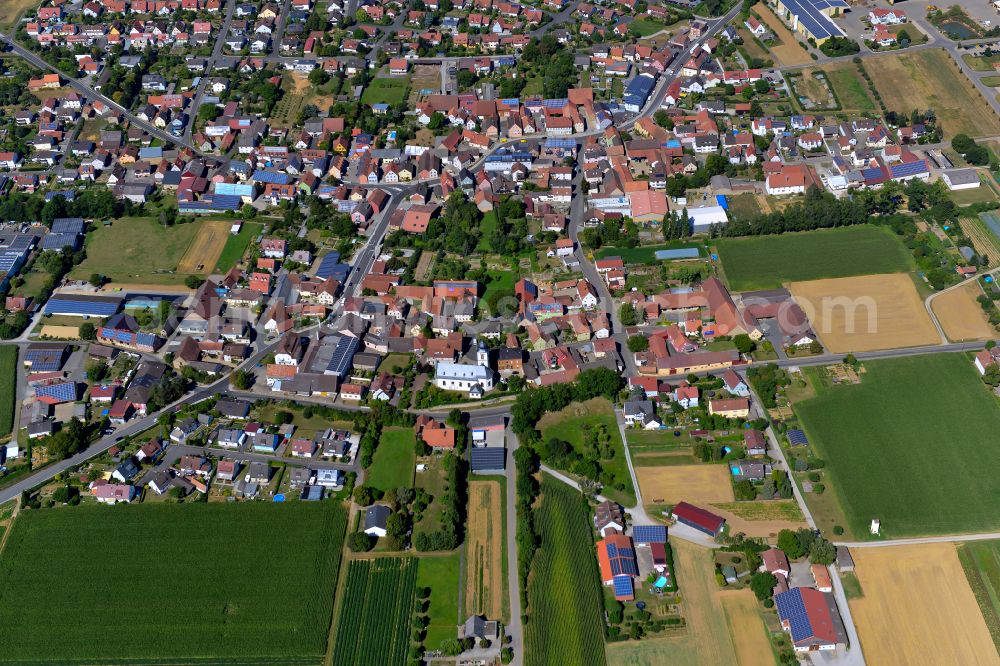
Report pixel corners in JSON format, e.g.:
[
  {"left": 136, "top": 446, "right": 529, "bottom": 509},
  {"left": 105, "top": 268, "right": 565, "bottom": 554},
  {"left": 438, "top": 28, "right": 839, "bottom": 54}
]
[
  {"left": 525, "top": 475, "right": 606, "bottom": 666},
  {"left": 932, "top": 281, "right": 996, "bottom": 342},
  {"left": 0, "top": 502, "right": 346, "bottom": 664},
  {"left": 867, "top": 49, "right": 1000, "bottom": 138},
  {"left": 850, "top": 544, "right": 999, "bottom": 666},
  {"left": 789, "top": 273, "right": 940, "bottom": 353},
  {"left": 795, "top": 354, "right": 1000, "bottom": 537},
  {"left": 537, "top": 398, "right": 636, "bottom": 505},
  {"left": 70, "top": 217, "right": 205, "bottom": 286},
  {"left": 635, "top": 464, "right": 733, "bottom": 506},
  {"left": 331, "top": 557, "right": 417, "bottom": 666},
  {"left": 958, "top": 539, "right": 1000, "bottom": 654},
  {"left": 465, "top": 480, "right": 505, "bottom": 621},
  {"left": 367, "top": 426, "right": 416, "bottom": 491},
  {"left": 0, "top": 346, "right": 15, "bottom": 436},
  {"left": 176, "top": 220, "right": 230, "bottom": 273},
  {"left": 716, "top": 226, "right": 913, "bottom": 291}
]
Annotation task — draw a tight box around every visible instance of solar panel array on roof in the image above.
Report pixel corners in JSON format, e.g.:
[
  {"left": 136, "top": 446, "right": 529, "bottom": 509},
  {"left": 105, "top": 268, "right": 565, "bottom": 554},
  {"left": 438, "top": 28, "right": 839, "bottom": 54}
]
[
  {"left": 51, "top": 218, "right": 85, "bottom": 234},
  {"left": 861, "top": 167, "right": 883, "bottom": 180},
  {"left": 632, "top": 525, "right": 667, "bottom": 544},
  {"left": 40, "top": 232, "right": 81, "bottom": 250},
  {"left": 779, "top": 0, "right": 846, "bottom": 40},
  {"left": 251, "top": 170, "right": 291, "bottom": 185},
  {"left": 324, "top": 334, "right": 359, "bottom": 377},
  {"left": 775, "top": 589, "right": 813, "bottom": 642},
  {"left": 607, "top": 542, "right": 639, "bottom": 576},
  {"left": 612, "top": 575, "right": 634, "bottom": 598},
  {"left": 471, "top": 447, "right": 506, "bottom": 471},
  {"left": 544, "top": 138, "right": 577, "bottom": 149},
  {"left": 890, "top": 161, "right": 928, "bottom": 179},
  {"left": 45, "top": 295, "right": 122, "bottom": 317},
  {"left": 35, "top": 381, "right": 76, "bottom": 402},
  {"left": 542, "top": 98, "right": 569, "bottom": 108},
  {"left": 788, "top": 429, "right": 808, "bottom": 445}
]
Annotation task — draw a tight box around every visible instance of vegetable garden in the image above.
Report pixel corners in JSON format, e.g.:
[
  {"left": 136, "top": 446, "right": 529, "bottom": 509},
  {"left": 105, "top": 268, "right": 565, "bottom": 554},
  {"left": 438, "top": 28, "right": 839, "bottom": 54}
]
[{"left": 332, "top": 557, "right": 417, "bottom": 666}]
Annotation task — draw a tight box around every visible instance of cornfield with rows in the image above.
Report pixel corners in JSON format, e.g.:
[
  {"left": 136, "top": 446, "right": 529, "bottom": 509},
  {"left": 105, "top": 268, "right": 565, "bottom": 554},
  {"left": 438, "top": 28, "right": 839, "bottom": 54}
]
[
  {"left": 525, "top": 475, "right": 606, "bottom": 666},
  {"left": 332, "top": 557, "right": 417, "bottom": 666},
  {"left": 0, "top": 501, "right": 347, "bottom": 664}
]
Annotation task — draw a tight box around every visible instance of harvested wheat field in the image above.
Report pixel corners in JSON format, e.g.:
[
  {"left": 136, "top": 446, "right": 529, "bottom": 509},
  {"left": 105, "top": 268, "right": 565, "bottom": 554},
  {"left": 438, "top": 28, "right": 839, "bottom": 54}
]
[
  {"left": 850, "top": 543, "right": 999, "bottom": 666},
  {"left": 752, "top": 3, "right": 812, "bottom": 66},
  {"left": 607, "top": 540, "right": 739, "bottom": 666},
  {"left": 710, "top": 501, "right": 806, "bottom": 539},
  {"left": 176, "top": 221, "right": 231, "bottom": 274},
  {"left": 464, "top": 480, "right": 504, "bottom": 621},
  {"left": 720, "top": 590, "right": 773, "bottom": 666},
  {"left": 932, "top": 282, "right": 996, "bottom": 342},
  {"left": 636, "top": 465, "right": 733, "bottom": 506},
  {"left": 789, "top": 273, "right": 941, "bottom": 353}
]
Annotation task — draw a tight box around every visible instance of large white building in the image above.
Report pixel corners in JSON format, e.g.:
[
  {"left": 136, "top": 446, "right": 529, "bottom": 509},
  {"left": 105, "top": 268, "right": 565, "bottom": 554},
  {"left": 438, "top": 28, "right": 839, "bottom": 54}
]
[{"left": 434, "top": 361, "right": 494, "bottom": 394}]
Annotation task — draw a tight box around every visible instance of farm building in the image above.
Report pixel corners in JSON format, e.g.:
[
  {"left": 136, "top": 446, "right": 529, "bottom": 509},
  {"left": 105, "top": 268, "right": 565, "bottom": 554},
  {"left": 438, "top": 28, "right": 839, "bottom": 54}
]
[
  {"left": 594, "top": 500, "right": 626, "bottom": 537},
  {"left": 941, "top": 169, "right": 980, "bottom": 191},
  {"left": 774, "top": 0, "right": 848, "bottom": 44},
  {"left": 596, "top": 534, "right": 638, "bottom": 586},
  {"left": 43, "top": 293, "right": 123, "bottom": 317},
  {"left": 364, "top": 504, "right": 391, "bottom": 537},
  {"left": 671, "top": 501, "right": 726, "bottom": 537},
  {"left": 775, "top": 587, "right": 847, "bottom": 652}
]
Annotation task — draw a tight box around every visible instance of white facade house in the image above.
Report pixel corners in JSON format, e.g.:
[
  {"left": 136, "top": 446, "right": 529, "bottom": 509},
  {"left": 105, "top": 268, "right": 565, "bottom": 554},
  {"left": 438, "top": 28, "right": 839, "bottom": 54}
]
[{"left": 434, "top": 361, "right": 494, "bottom": 393}]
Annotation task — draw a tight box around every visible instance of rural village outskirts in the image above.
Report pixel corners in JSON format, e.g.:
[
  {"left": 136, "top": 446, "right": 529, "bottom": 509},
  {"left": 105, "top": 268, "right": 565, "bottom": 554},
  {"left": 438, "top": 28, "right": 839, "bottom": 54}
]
[{"left": 3, "top": 0, "right": 1000, "bottom": 663}]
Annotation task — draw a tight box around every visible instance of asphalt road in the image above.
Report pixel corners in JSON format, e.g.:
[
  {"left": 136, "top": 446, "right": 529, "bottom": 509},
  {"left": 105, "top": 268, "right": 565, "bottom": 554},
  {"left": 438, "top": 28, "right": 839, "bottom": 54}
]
[{"left": 0, "top": 32, "right": 202, "bottom": 156}]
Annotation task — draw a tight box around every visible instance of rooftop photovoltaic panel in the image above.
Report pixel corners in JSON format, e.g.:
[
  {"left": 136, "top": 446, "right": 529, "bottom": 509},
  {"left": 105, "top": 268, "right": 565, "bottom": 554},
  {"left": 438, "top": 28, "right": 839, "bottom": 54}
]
[
  {"left": 779, "top": 0, "right": 845, "bottom": 40},
  {"left": 632, "top": 525, "right": 667, "bottom": 544},
  {"left": 612, "top": 575, "right": 634, "bottom": 598},
  {"left": 788, "top": 429, "right": 809, "bottom": 445},
  {"left": 775, "top": 590, "right": 813, "bottom": 642},
  {"left": 35, "top": 382, "right": 76, "bottom": 402},
  {"left": 45, "top": 296, "right": 122, "bottom": 317},
  {"left": 470, "top": 447, "right": 506, "bottom": 471}
]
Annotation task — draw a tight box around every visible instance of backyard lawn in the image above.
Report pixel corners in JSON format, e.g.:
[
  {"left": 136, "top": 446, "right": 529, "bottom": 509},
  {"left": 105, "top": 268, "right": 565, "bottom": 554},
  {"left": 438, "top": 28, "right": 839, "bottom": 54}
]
[
  {"left": 795, "top": 354, "right": 1000, "bottom": 538},
  {"left": 594, "top": 243, "right": 705, "bottom": 265},
  {"left": 361, "top": 77, "right": 410, "bottom": 106},
  {"left": 0, "top": 502, "right": 346, "bottom": 664},
  {"left": 716, "top": 225, "right": 914, "bottom": 291},
  {"left": 417, "top": 552, "right": 463, "bottom": 651},
  {"left": 215, "top": 221, "right": 263, "bottom": 272},
  {"left": 367, "top": 426, "right": 416, "bottom": 491}
]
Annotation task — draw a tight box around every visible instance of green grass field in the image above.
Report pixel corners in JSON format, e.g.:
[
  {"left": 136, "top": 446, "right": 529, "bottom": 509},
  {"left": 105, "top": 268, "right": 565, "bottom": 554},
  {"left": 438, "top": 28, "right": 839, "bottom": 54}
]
[
  {"left": 216, "top": 221, "right": 263, "bottom": 272},
  {"left": 525, "top": 475, "right": 606, "bottom": 666},
  {"left": 716, "top": 225, "right": 914, "bottom": 291},
  {"left": 594, "top": 243, "right": 705, "bottom": 265},
  {"left": 538, "top": 398, "right": 636, "bottom": 506},
  {"left": 0, "top": 346, "right": 15, "bottom": 436},
  {"left": 417, "top": 553, "right": 462, "bottom": 650},
  {"left": 361, "top": 77, "right": 410, "bottom": 106},
  {"left": 69, "top": 217, "right": 204, "bottom": 286},
  {"left": 0, "top": 502, "right": 346, "bottom": 664},
  {"left": 629, "top": 18, "right": 668, "bottom": 36},
  {"left": 958, "top": 540, "right": 1000, "bottom": 653},
  {"left": 367, "top": 427, "right": 416, "bottom": 491},
  {"left": 331, "top": 557, "right": 417, "bottom": 666},
  {"left": 482, "top": 269, "right": 517, "bottom": 308},
  {"left": 795, "top": 354, "right": 1000, "bottom": 538},
  {"left": 825, "top": 64, "right": 876, "bottom": 112}
]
